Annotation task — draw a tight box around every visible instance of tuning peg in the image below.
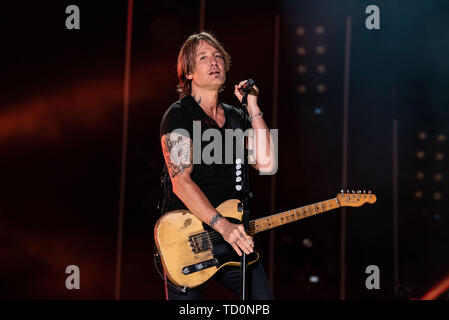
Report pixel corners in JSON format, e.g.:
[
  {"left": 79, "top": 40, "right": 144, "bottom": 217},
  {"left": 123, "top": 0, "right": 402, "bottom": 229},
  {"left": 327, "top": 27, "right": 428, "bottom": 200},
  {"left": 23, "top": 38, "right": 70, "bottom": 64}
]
[
  {"left": 347, "top": 189, "right": 349, "bottom": 194},
  {"left": 341, "top": 189, "right": 344, "bottom": 194},
  {"left": 368, "top": 190, "right": 372, "bottom": 194},
  {"left": 363, "top": 190, "right": 366, "bottom": 194},
  {"left": 352, "top": 190, "right": 355, "bottom": 194},
  {"left": 357, "top": 190, "right": 361, "bottom": 194}
]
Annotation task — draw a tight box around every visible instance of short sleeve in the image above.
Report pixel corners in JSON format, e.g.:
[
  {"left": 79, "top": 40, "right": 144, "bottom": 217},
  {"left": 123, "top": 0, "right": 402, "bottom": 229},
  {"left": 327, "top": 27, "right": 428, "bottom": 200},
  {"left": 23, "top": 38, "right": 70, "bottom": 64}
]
[{"left": 160, "top": 102, "right": 193, "bottom": 139}]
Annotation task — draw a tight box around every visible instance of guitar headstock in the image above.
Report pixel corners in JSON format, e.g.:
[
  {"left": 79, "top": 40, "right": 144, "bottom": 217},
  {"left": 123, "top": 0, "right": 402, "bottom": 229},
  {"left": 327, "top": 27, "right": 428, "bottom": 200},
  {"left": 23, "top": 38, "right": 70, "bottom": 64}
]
[{"left": 337, "top": 190, "right": 377, "bottom": 207}]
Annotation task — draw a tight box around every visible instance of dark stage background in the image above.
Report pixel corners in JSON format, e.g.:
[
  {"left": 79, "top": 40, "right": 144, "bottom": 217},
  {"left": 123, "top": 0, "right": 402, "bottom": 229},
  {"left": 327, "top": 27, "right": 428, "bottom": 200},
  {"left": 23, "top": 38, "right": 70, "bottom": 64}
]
[{"left": 1, "top": 0, "right": 448, "bottom": 300}]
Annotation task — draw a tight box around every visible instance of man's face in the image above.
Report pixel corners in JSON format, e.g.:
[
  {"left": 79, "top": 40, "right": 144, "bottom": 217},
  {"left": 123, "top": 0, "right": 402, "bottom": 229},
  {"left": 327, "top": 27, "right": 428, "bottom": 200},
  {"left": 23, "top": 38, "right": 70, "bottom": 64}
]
[{"left": 187, "top": 40, "right": 226, "bottom": 91}]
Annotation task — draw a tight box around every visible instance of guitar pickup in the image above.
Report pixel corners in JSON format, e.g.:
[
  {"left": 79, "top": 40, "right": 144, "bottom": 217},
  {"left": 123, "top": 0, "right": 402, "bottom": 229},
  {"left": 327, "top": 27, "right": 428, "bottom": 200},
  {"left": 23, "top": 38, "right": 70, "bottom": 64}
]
[
  {"left": 182, "top": 258, "right": 218, "bottom": 275},
  {"left": 188, "top": 233, "right": 212, "bottom": 253}
]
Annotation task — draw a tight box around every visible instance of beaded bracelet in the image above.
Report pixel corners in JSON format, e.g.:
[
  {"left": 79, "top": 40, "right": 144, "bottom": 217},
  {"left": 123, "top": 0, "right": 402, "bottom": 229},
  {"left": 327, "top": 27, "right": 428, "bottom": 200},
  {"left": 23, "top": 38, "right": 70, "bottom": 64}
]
[{"left": 248, "top": 111, "right": 263, "bottom": 122}]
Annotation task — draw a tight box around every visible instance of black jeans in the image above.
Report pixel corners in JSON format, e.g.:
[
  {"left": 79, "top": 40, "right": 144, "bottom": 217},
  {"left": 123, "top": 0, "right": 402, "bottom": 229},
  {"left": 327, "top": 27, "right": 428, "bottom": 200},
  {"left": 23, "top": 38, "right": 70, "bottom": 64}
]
[{"left": 165, "top": 261, "right": 274, "bottom": 300}]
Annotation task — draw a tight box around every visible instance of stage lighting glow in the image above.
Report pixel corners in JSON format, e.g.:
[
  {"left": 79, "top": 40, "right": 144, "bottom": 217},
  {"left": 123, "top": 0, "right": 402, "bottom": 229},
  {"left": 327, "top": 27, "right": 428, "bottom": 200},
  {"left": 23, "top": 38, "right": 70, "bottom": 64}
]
[
  {"left": 309, "top": 276, "right": 319, "bottom": 283},
  {"left": 314, "top": 108, "right": 323, "bottom": 115},
  {"left": 298, "top": 84, "right": 307, "bottom": 93},
  {"left": 436, "top": 153, "right": 444, "bottom": 161},
  {"left": 317, "top": 64, "right": 326, "bottom": 74},
  {"left": 317, "top": 84, "right": 326, "bottom": 93},
  {"left": 416, "top": 151, "right": 425, "bottom": 159},
  {"left": 414, "top": 190, "right": 423, "bottom": 199},
  {"left": 435, "top": 173, "right": 443, "bottom": 181},
  {"left": 416, "top": 171, "right": 425, "bottom": 179},
  {"left": 418, "top": 131, "right": 427, "bottom": 140},
  {"left": 421, "top": 273, "right": 449, "bottom": 299},
  {"left": 433, "top": 192, "right": 442, "bottom": 200},
  {"left": 297, "top": 65, "right": 307, "bottom": 74},
  {"left": 296, "top": 27, "right": 306, "bottom": 36},
  {"left": 315, "top": 26, "right": 325, "bottom": 35},
  {"left": 302, "top": 238, "right": 313, "bottom": 247},
  {"left": 316, "top": 45, "right": 326, "bottom": 54},
  {"left": 437, "top": 134, "right": 446, "bottom": 142},
  {"left": 297, "top": 47, "right": 307, "bottom": 55}
]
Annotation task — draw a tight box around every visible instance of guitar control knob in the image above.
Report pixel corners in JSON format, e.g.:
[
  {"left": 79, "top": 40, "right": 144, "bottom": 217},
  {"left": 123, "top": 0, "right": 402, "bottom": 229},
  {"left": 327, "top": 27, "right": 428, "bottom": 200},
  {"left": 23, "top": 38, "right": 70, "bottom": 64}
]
[{"left": 183, "top": 267, "right": 189, "bottom": 275}]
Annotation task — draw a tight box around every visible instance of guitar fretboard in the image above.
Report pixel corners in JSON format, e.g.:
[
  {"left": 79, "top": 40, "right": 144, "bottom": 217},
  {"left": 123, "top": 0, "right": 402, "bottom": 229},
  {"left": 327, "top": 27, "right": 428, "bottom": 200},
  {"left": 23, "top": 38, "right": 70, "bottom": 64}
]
[{"left": 248, "top": 198, "right": 341, "bottom": 235}]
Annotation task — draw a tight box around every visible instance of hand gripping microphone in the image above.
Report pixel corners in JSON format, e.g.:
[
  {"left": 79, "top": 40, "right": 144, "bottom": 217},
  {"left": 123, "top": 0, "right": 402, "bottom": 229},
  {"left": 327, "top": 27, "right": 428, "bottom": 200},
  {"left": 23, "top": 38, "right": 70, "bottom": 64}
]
[
  {"left": 240, "top": 79, "right": 255, "bottom": 107},
  {"left": 240, "top": 79, "right": 255, "bottom": 95}
]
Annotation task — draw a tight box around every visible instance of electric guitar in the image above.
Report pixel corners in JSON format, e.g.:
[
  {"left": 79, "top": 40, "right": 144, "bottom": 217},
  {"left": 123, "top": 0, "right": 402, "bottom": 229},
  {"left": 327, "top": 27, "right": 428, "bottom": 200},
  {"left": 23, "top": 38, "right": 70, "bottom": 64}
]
[{"left": 154, "top": 191, "right": 377, "bottom": 288}]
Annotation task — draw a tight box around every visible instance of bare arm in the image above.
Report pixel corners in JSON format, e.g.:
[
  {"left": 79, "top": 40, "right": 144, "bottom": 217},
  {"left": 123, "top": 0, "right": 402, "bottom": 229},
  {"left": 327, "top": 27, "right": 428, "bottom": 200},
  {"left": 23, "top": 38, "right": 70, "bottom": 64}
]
[
  {"left": 234, "top": 81, "right": 277, "bottom": 174},
  {"left": 161, "top": 132, "right": 254, "bottom": 256}
]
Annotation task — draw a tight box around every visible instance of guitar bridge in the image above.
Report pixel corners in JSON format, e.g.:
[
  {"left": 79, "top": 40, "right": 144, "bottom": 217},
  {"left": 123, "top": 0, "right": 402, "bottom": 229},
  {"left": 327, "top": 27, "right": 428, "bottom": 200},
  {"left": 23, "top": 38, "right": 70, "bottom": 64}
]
[
  {"left": 182, "top": 258, "right": 218, "bottom": 275},
  {"left": 188, "top": 232, "right": 212, "bottom": 253}
]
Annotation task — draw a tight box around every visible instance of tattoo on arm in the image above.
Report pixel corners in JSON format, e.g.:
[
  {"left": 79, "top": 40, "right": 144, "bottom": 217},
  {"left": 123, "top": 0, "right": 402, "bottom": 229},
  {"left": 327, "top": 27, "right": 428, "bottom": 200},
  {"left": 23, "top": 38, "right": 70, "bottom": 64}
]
[
  {"left": 209, "top": 213, "right": 224, "bottom": 229},
  {"left": 162, "top": 133, "right": 193, "bottom": 178}
]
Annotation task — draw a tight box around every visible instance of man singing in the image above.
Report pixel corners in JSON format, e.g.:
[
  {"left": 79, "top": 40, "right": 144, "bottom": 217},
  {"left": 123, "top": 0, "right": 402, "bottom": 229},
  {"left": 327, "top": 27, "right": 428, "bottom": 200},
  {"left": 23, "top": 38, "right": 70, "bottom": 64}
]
[{"left": 159, "top": 31, "right": 276, "bottom": 300}]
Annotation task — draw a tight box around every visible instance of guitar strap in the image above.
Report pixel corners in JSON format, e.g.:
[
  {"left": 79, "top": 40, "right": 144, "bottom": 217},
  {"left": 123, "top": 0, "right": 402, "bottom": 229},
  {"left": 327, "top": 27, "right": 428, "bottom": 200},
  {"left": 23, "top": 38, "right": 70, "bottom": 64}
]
[
  {"left": 156, "top": 163, "right": 169, "bottom": 215},
  {"left": 154, "top": 164, "right": 188, "bottom": 293}
]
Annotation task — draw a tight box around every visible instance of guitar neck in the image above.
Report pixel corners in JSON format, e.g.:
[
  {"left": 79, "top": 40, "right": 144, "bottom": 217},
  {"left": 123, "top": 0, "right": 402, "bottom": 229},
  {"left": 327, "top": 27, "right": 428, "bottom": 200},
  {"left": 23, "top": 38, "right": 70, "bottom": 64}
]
[{"left": 248, "top": 198, "right": 342, "bottom": 235}]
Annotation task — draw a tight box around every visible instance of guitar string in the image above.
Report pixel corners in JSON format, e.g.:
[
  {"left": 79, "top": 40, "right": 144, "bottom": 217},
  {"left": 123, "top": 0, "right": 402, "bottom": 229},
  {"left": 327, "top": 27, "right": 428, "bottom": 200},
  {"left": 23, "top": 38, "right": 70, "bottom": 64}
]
[
  {"left": 187, "top": 213, "right": 296, "bottom": 246},
  {"left": 166, "top": 197, "right": 371, "bottom": 249},
  {"left": 194, "top": 196, "right": 362, "bottom": 246},
  {"left": 187, "top": 204, "right": 329, "bottom": 247},
  {"left": 188, "top": 204, "right": 331, "bottom": 246},
  {"left": 169, "top": 199, "right": 346, "bottom": 247}
]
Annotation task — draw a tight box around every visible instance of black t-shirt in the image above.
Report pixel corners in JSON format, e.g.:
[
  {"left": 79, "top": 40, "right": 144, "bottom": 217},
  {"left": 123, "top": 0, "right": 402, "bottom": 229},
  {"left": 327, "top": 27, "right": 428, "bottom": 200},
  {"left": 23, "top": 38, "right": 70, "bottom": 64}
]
[{"left": 160, "top": 94, "right": 249, "bottom": 213}]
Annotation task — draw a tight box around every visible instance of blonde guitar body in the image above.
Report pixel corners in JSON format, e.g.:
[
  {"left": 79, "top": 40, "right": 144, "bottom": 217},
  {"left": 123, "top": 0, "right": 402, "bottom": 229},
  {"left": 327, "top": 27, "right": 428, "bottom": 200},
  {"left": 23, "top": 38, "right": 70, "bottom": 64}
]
[
  {"left": 154, "top": 191, "right": 377, "bottom": 289},
  {"left": 154, "top": 199, "right": 259, "bottom": 289}
]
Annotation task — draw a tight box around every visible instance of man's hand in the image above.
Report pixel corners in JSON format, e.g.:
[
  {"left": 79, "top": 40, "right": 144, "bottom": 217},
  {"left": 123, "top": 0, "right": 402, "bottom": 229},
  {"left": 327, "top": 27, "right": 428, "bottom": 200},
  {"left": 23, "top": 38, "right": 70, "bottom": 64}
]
[
  {"left": 234, "top": 80, "right": 259, "bottom": 112},
  {"left": 214, "top": 218, "right": 254, "bottom": 256}
]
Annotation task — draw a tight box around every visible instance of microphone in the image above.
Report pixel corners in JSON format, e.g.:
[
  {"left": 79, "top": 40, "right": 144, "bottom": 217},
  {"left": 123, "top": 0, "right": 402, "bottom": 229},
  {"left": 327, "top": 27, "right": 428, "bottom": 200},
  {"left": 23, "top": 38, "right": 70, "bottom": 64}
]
[{"left": 240, "top": 79, "right": 255, "bottom": 95}]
